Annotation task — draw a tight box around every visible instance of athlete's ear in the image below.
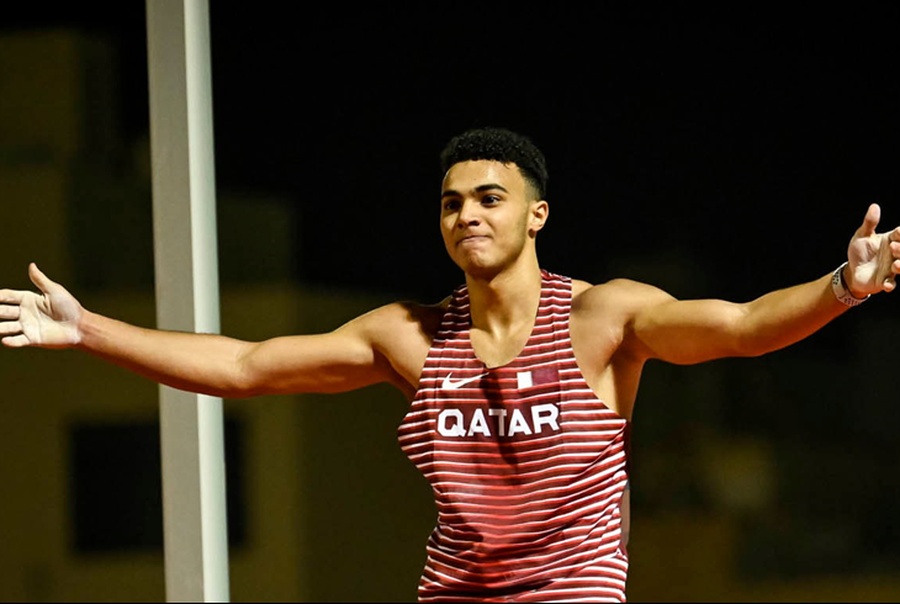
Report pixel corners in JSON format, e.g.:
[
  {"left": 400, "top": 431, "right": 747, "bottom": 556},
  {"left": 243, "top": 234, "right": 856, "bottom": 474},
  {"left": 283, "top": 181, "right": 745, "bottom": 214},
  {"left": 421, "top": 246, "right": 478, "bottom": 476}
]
[{"left": 528, "top": 200, "right": 549, "bottom": 237}]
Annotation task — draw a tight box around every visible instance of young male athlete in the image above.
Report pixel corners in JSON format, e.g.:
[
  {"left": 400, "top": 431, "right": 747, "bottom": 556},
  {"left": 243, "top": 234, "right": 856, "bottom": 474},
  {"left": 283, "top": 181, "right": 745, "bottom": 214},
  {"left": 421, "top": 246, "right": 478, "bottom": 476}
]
[{"left": 1, "top": 127, "right": 898, "bottom": 602}]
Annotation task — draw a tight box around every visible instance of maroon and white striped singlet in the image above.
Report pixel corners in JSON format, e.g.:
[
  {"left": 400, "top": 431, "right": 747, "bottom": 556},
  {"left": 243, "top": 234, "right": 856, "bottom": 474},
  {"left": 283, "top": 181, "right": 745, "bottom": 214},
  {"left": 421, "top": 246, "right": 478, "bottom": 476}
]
[{"left": 398, "top": 270, "right": 631, "bottom": 602}]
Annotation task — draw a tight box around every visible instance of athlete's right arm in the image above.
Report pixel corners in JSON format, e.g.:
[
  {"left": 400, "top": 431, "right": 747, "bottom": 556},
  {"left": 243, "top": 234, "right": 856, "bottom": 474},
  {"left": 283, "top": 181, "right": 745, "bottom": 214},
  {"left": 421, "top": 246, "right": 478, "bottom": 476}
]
[{"left": 0, "top": 263, "right": 414, "bottom": 398}]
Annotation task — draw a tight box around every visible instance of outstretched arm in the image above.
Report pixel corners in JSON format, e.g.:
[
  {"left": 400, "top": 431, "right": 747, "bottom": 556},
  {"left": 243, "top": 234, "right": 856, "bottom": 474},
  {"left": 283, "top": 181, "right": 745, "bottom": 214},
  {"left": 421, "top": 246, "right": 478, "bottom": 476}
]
[
  {"left": 629, "top": 203, "right": 900, "bottom": 364},
  {"left": 0, "top": 263, "right": 419, "bottom": 398}
]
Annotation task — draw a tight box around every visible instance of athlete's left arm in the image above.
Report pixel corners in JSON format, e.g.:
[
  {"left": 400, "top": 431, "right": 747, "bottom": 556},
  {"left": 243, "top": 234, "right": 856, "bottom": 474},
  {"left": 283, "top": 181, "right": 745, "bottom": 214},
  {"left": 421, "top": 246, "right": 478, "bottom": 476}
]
[{"left": 631, "top": 203, "right": 900, "bottom": 365}]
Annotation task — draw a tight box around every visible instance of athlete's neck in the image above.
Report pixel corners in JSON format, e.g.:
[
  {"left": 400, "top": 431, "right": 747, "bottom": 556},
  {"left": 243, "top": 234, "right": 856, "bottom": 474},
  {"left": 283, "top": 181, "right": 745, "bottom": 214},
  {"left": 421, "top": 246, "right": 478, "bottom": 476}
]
[{"left": 465, "top": 259, "right": 542, "bottom": 338}]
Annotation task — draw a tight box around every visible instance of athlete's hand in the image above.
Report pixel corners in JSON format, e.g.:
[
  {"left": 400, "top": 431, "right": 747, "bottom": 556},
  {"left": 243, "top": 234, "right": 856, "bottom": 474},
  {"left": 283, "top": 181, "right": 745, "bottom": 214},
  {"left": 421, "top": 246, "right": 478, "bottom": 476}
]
[
  {"left": 0, "top": 263, "right": 85, "bottom": 349},
  {"left": 845, "top": 203, "right": 900, "bottom": 296}
]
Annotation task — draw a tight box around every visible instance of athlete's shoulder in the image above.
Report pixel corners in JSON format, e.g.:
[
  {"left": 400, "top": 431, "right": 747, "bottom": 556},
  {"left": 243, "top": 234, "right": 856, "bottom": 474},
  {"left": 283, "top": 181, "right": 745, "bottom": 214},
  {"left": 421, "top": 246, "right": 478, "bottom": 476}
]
[
  {"left": 572, "top": 277, "right": 674, "bottom": 314},
  {"left": 355, "top": 298, "right": 447, "bottom": 339}
]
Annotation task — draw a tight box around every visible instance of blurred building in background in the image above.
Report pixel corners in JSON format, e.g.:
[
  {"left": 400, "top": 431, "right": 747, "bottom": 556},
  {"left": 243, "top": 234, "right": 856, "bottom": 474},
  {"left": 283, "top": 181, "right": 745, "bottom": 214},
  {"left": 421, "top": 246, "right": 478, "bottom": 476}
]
[{"left": 1, "top": 27, "right": 899, "bottom": 603}]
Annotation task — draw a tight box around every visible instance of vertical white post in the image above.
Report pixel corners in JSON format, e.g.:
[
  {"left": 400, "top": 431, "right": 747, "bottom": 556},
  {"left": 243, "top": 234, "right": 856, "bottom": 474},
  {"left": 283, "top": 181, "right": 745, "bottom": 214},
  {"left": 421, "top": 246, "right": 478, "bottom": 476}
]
[{"left": 145, "top": 0, "right": 230, "bottom": 601}]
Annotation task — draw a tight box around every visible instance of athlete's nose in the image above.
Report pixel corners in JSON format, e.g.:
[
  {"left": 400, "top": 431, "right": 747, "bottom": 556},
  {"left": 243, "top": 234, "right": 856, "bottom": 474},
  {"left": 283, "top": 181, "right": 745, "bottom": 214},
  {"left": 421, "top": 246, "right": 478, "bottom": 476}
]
[{"left": 457, "top": 199, "right": 481, "bottom": 228}]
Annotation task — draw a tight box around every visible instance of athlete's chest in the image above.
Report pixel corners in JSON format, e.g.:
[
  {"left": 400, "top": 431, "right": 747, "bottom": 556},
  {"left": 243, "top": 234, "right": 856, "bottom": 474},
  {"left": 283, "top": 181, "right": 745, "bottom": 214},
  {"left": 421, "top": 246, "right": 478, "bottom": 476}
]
[{"left": 468, "top": 323, "right": 534, "bottom": 369}]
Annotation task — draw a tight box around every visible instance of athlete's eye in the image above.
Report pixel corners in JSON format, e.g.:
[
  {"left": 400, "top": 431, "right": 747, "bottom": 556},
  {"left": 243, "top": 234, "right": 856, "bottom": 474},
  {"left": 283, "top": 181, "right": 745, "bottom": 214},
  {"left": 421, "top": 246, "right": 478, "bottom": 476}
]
[
  {"left": 482, "top": 195, "right": 501, "bottom": 205},
  {"left": 443, "top": 199, "right": 461, "bottom": 211}
]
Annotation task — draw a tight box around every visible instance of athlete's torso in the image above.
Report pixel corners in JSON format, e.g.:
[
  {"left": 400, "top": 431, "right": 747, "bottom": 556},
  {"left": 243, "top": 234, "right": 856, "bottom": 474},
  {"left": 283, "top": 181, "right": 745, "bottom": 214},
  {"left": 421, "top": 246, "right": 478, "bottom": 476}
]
[{"left": 398, "top": 270, "right": 631, "bottom": 602}]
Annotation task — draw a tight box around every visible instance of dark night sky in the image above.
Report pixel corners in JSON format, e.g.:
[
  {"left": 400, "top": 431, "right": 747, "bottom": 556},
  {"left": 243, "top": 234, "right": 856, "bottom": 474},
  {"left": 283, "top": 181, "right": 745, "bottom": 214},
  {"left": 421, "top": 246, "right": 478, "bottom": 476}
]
[{"left": 5, "top": 4, "right": 899, "bottom": 304}]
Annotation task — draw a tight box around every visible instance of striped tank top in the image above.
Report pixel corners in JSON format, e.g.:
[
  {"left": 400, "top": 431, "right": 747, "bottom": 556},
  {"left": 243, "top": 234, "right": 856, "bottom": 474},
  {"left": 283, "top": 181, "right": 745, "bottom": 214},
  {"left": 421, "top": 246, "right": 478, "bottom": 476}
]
[{"left": 398, "top": 270, "right": 631, "bottom": 602}]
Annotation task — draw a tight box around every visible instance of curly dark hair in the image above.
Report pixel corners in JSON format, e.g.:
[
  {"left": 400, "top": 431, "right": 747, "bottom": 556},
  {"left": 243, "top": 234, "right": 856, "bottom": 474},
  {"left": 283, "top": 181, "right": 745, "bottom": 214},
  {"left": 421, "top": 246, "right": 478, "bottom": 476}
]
[{"left": 439, "top": 127, "right": 549, "bottom": 199}]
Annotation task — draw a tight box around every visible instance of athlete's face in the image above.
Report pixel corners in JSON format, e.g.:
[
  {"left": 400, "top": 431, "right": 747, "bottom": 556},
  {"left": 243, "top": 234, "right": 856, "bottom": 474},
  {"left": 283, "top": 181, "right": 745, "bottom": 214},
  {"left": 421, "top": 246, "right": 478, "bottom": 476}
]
[{"left": 440, "top": 160, "right": 548, "bottom": 277}]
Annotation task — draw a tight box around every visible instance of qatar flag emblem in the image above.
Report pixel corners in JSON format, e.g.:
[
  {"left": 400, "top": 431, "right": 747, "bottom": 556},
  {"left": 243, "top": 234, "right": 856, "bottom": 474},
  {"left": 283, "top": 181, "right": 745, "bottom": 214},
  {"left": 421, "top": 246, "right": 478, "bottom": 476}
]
[{"left": 516, "top": 366, "right": 559, "bottom": 389}]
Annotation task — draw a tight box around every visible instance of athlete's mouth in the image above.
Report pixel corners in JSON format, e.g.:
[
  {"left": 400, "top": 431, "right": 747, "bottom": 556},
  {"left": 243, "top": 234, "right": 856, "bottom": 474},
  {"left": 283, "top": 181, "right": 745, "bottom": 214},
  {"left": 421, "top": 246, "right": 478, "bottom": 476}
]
[{"left": 457, "top": 234, "right": 488, "bottom": 246}]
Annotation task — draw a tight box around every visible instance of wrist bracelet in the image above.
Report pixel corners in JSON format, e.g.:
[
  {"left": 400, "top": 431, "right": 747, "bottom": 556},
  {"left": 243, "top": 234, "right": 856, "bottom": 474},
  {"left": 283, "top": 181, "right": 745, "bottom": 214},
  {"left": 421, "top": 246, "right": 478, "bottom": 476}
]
[{"left": 831, "top": 262, "right": 870, "bottom": 307}]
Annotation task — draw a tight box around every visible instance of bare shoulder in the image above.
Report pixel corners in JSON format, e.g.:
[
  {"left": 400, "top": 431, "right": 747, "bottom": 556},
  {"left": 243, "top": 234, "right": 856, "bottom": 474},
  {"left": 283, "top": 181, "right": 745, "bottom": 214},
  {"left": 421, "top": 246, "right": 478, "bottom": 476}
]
[
  {"left": 348, "top": 297, "right": 448, "bottom": 396},
  {"left": 570, "top": 277, "right": 677, "bottom": 365},
  {"left": 355, "top": 297, "right": 447, "bottom": 339},
  {"left": 571, "top": 277, "right": 674, "bottom": 318}
]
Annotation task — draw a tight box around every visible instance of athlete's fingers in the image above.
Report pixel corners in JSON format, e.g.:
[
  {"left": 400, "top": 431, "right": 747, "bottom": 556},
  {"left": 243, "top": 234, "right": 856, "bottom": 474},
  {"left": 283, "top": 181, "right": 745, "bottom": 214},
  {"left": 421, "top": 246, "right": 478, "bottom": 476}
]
[
  {"left": 0, "top": 304, "right": 21, "bottom": 320},
  {"left": 0, "top": 320, "right": 22, "bottom": 336},
  {"left": 28, "top": 262, "right": 55, "bottom": 295},
  {"left": 858, "top": 203, "right": 881, "bottom": 238},
  {"left": 0, "top": 289, "right": 25, "bottom": 304},
  {"left": 1, "top": 333, "right": 29, "bottom": 348}
]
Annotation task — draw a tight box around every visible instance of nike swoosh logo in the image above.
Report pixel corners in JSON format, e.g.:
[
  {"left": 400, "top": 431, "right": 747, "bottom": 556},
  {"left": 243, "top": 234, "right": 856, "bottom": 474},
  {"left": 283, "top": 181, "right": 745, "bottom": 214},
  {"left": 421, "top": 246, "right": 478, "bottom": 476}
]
[{"left": 441, "top": 372, "right": 488, "bottom": 390}]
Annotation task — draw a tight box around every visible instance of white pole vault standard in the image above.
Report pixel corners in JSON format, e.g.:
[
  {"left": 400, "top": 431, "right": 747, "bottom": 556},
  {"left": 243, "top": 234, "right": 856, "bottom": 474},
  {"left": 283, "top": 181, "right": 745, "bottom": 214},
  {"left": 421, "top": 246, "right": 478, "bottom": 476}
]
[{"left": 145, "top": 0, "right": 230, "bottom": 601}]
